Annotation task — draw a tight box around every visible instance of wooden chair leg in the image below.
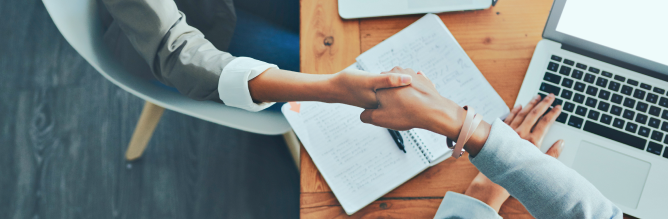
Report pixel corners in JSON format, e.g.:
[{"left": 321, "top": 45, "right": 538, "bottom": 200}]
[
  {"left": 125, "top": 101, "right": 165, "bottom": 161},
  {"left": 282, "top": 130, "right": 301, "bottom": 170}
]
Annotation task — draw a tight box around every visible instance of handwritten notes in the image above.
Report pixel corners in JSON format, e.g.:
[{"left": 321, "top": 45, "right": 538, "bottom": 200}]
[
  {"left": 283, "top": 102, "right": 427, "bottom": 214},
  {"left": 357, "top": 14, "right": 509, "bottom": 124}
]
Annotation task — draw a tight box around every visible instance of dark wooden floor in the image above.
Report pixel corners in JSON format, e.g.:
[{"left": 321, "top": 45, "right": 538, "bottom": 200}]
[{"left": 0, "top": 1, "right": 299, "bottom": 218}]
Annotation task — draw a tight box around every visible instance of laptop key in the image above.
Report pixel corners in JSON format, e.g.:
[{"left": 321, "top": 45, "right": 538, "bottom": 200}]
[
  {"left": 559, "top": 66, "right": 571, "bottom": 76},
  {"left": 556, "top": 112, "right": 568, "bottom": 123},
  {"left": 608, "top": 81, "right": 621, "bottom": 92},
  {"left": 621, "top": 85, "right": 633, "bottom": 95},
  {"left": 600, "top": 114, "right": 612, "bottom": 124},
  {"left": 574, "top": 82, "right": 586, "bottom": 92},
  {"left": 627, "top": 79, "right": 639, "bottom": 86},
  {"left": 568, "top": 115, "right": 584, "bottom": 128},
  {"left": 585, "top": 97, "right": 597, "bottom": 108},
  {"left": 639, "top": 126, "right": 650, "bottom": 137},
  {"left": 583, "top": 121, "right": 646, "bottom": 150},
  {"left": 601, "top": 71, "right": 613, "bottom": 78},
  {"left": 611, "top": 105, "right": 622, "bottom": 116},
  {"left": 597, "top": 101, "right": 610, "bottom": 112},
  {"left": 598, "top": 90, "right": 610, "bottom": 100},
  {"left": 586, "top": 86, "right": 598, "bottom": 96},
  {"left": 551, "top": 55, "right": 562, "bottom": 62},
  {"left": 625, "top": 122, "right": 638, "bottom": 133},
  {"left": 547, "top": 62, "right": 559, "bottom": 72},
  {"left": 614, "top": 75, "right": 626, "bottom": 82},
  {"left": 564, "top": 59, "right": 575, "bottom": 66},
  {"left": 649, "top": 106, "right": 661, "bottom": 116},
  {"left": 595, "top": 77, "right": 608, "bottom": 87},
  {"left": 543, "top": 72, "right": 561, "bottom": 84},
  {"left": 561, "top": 89, "right": 573, "bottom": 100},
  {"left": 651, "top": 130, "right": 664, "bottom": 141},
  {"left": 636, "top": 102, "right": 648, "bottom": 112},
  {"left": 552, "top": 98, "right": 563, "bottom": 107},
  {"left": 588, "top": 110, "right": 600, "bottom": 121},
  {"left": 611, "top": 94, "right": 623, "bottom": 104},
  {"left": 574, "top": 93, "right": 585, "bottom": 104},
  {"left": 664, "top": 150, "right": 668, "bottom": 159},
  {"left": 540, "top": 82, "right": 560, "bottom": 95},
  {"left": 649, "top": 117, "right": 660, "bottom": 128},
  {"left": 584, "top": 73, "right": 596, "bottom": 83},
  {"left": 633, "top": 89, "right": 646, "bottom": 99},
  {"left": 623, "top": 109, "right": 635, "bottom": 120},
  {"left": 589, "top": 67, "right": 600, "bottom": 73},
  {"left": 647, "top": 142, "right": 662, "bottom": 155},
  {"left": 561, "top": 78, "right": 574, "bottom": 88},
  {"left": 563, "top": 102, "right": 575, "bottom": 112},
  {"left": 659, "top": 97, "right": 668, "bottom": 107},
  {"left": 575, "top": 106, "right": 587, "bottom": 116},
  {"left": 664, "top": 135, "right": 668, "bottom": 144},
  {"left": 654, "top": 87, "right": 665, "bottom": 95},
  {"left": 640, "top": 83, "right": 652, "bottom": 90},
  {"left": 635, "top": 113, "right": 648, "bottom": 124},
  {"left": 576, "top": 63, "right": 587, "bottom": 70},
  {"left": 623, "top": 98, "right": 636, "bottom": 108},
  {"left": 646, "top": 93, "right": 658, "bottom": 104},
  {"left": 663, "top": 109, "right": 668, "bottom": 120},
  {"left": 662, "top": 121, "right": 668, "bottom": 132},
  {"left": 571, "top": 70, "right": 584, "bottom": 80},
  {"left": 613, "top": 118, "right": 625, "bottom": 128}
]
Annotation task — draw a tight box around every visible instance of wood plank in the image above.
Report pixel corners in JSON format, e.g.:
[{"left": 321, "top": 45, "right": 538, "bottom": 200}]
[
  {"left": 301, "top": 198, "right": 443, "bottom": 219},
  {"left": 300, "top": 0, "right": 361, "bottom": 74}
]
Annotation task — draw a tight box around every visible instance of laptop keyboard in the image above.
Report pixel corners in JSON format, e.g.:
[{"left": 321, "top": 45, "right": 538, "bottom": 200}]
[{"left": 540, "top": 55, "right": 668, "bottom": 159}]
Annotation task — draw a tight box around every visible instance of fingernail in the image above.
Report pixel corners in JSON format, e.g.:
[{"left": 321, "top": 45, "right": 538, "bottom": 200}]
[
  {"left": 559, "top": 140, "right": 565, "bottom": 148},
  {"left": 400, "top": 75, "right": 412, "bottom": 85},
  {"left": 548, "top": 93, "right": 555, "bottom": 98},
  {"left": 513, "top": 104, "right": 521, "bottom": 110}
]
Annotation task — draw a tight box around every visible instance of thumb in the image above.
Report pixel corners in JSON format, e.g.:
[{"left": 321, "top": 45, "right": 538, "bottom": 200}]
[
  {"left": 372, "top": 73, "right": 412, "bottom": 90},
  {"left": 546, "top": 139, "right": 564, "bottom": 158},
  {"left": 360, "top": 109, "right": 377, "bottom": 124}
]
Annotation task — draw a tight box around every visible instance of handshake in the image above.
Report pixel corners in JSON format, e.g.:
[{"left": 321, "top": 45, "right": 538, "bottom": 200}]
[{"left": 330, "top": 66, "right": 467, "bottom": 140}]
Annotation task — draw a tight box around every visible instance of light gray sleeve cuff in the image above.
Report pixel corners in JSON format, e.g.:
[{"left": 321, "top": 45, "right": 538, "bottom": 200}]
[
  {"left": 433, "top": 192, "right": 502, "bottom": 219},
  {"left": 218, "top": 57, "right": 277, "bottom": 112}
]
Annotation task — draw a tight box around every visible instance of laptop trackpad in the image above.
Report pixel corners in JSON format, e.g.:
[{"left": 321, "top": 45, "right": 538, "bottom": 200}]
[{"left": 572, "top": 141, "right": 651, "bottom": 209}]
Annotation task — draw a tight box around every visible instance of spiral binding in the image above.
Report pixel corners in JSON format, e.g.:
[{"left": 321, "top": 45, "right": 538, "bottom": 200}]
[{"left": 405, "top": 130, "right": 433, "bottom": 164}]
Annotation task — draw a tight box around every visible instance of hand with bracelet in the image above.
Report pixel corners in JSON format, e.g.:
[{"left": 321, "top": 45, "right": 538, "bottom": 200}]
[{"left": 361, "top": 67, "right": 623, "bottom": 219}]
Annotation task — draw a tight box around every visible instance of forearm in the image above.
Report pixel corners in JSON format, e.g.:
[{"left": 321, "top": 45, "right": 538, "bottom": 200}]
[
  {"left": 469, "top": 119, "right": 622, "bottom": 218},
  {"left": 248, "top": 68, "right": 337, "bottom": 103}
]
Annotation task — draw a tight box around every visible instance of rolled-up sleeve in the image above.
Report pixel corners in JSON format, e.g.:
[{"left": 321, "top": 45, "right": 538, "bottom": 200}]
[{"left": 101, "top": 0, "right": 275, "bottom": 111}]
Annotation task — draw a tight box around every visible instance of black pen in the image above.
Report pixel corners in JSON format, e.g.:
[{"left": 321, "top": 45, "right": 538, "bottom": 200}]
[{"left": 387, "top": 129, "right": 406, "bottom": 153}]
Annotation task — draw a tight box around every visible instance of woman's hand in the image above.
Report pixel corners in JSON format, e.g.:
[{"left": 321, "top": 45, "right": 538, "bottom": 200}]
[
  {"left": 327, "top": 69, "right": 413, "bottom": 109},
  {"left": 359, "top": 67, "right": 465, "bottom": 133},
  {"left": 248, "top": 68, "right": 412, "bottom": 109},
  {"left": 464, "top": 94, "right": 565, "bottom": 212}
]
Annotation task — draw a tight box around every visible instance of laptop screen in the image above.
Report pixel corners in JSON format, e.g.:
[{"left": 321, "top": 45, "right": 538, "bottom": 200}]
[{"left": 555, "top": 0, "right": 668, "bottom": 66}]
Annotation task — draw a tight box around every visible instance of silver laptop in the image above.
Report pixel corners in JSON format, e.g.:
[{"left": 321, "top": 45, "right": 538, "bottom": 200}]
[
  {"left": 338, "top": 0, "right": 493, "bottom": 19},
  {"left": 516, "top": 0, "right": 668, "bottom": 217}
]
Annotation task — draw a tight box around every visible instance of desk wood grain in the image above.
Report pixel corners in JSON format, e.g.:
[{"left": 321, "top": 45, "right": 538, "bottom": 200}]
[{"left": 300, "top": 0, "right": 553, "bottom": 218}]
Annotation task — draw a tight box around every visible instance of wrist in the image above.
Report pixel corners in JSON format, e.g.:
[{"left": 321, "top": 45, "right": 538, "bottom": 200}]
[{"left": 429, "top": 102, "right": 491, "bottom": 157}]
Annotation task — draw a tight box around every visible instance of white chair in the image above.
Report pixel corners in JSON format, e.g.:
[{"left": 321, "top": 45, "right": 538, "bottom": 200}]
[{"left": 42, "top": 0, "right": 300, "bottom": 166}]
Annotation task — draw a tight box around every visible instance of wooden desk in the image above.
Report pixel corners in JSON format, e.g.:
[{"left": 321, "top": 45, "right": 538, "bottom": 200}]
[{"left": 299, "top": 0, "right": 552, "bottom": 218}]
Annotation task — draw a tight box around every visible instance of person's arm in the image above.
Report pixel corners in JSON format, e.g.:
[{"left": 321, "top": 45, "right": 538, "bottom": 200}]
[
  {"left": 362, "top": 67, "right": 622, "bottom": 219},
  {"left": 101, "top": 0, "right": 411, "bottom": 111}
]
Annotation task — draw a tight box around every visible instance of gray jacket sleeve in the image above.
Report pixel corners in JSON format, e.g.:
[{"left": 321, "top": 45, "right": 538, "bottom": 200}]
[
  {"left": 461, "top": 119, "right": 623, "bottom": 219},
  {"left": 100, "top": 0, "right": 235, "bottom": 101}
]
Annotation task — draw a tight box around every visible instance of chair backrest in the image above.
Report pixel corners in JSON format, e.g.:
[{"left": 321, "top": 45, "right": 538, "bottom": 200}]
[{"left": 42, "top": 0, "right": 292, "bottom": 135}]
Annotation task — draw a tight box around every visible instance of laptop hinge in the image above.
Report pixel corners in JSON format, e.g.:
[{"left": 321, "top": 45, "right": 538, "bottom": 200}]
[{"left": 561, "top": 44, "right": 668, "bottom": 82}]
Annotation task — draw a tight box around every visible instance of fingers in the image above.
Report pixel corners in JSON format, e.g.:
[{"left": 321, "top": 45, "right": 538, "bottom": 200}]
[
  {"left": 504, "top": 105, "right": 522, "bottom": 125},
  {"left": 360, "top": 109, "right": 377, "bottom": 124},
  {"left": 546, "top": 140, "right": 564, "bottom": 158},
  {"left": 509, "top": 94, "right": 541, "bottom": 128},
  {"left": 516, "top": 94, "right": 555, "bottom": 133},
  {"left": 371, "top": 73, "right": 412, "bottom": 90},
  {"left": 531, "top": 104, "right": 562, "bottom": 139},
  {"left": 417, "top": 71, "right": 436, "bottom": 88}
]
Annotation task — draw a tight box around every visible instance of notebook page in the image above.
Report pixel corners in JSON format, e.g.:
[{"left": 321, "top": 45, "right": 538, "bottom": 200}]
[
  {"left": 356, "top": 14, "right": 509, "bottom": 161},
  {"left": 356, "top": 14, "right": 509, "bottom": 123},
  {"left": 282, "top": 102, "right": 429, "bottom": 214}
]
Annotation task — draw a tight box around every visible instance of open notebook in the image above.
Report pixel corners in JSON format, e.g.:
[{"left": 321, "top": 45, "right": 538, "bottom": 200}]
[{"left": 282, "top": 14, "right": 509, "bottom": 215}]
